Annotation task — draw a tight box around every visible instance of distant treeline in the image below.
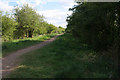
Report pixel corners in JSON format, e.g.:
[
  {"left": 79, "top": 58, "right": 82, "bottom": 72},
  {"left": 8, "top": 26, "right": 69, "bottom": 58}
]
[{"left": 1, "top": 4, "right": 65, "bottom": 41}]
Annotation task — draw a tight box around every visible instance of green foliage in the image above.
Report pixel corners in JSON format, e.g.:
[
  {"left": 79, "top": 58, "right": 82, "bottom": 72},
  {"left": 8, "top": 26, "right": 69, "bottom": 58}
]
[
  {"left": 14, "top": 4, "right": 44, "bottom": 38},
  {"left": 66, "top": 2, "right": 119, "bottom": 51},
  {"left": 57, "top": 26, "right": 65, "bottom": 34},
  {"left": 34, "top": 22, "right": 48, "bottom": 35},
  {"left": 2, "top": 14, "right": 17, "bottom": 41},
  {"left": 46, "top": 24, "right": 57, "bottom": 34}
]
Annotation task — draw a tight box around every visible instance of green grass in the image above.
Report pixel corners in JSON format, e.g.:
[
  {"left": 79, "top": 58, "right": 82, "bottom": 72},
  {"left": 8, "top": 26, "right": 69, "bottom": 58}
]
[
  {"left": 8, "top": 33, "right": 115, "bottom": 78},
  {"left": 2, "top": 33, "right": 58, "bottom": 57}
]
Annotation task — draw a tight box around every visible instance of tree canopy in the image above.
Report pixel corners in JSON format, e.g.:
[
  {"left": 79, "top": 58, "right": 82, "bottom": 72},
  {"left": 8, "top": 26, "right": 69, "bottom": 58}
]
[{"left": 66, "top": 2, "right": 120, "bottom": 51}]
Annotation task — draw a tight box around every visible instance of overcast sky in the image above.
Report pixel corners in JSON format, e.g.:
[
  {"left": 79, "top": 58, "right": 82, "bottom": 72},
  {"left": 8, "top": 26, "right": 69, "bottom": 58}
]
[{"left": 0, "top": 0, "right": 77, "bottom": 28}]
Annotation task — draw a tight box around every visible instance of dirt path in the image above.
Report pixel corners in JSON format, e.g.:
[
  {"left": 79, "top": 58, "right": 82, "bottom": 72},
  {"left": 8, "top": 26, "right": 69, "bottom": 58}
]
[{"left": 0, "top": 35, "right": 61, "bottom": 78}]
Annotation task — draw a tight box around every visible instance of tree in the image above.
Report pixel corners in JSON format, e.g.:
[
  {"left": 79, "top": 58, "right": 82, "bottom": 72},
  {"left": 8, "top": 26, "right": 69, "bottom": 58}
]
[
  {"left": 66, "top": 2, "right": 118, "bottom": 50},
  {"left": 46, "top": 24, "right": 57, "bottom": 34},
  {"left": 14, "top": 4, "right": 44, "bottom": 38},
  {"left": 2, "top": 13, "right": 17, "bottom": 41}
]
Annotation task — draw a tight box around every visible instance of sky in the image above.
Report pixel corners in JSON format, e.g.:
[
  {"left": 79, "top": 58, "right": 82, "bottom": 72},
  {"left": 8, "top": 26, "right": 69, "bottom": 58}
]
[{"left": 0, "top": 0, "right": 77, "bottom": 28}]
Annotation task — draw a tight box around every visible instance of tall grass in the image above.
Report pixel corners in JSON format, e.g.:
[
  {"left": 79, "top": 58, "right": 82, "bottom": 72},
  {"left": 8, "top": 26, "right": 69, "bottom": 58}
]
[{"left": 8, "top": 34, "right": 116, "bottom": 78}]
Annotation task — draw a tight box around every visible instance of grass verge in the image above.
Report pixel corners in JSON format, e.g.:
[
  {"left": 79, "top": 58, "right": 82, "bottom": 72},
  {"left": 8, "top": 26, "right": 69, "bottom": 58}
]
[
  {"left": 2, "top": 33, "right": 58, "bottom": 57},
  {"left": 8, "top": 33, "right": 116, "bottom": 78}
]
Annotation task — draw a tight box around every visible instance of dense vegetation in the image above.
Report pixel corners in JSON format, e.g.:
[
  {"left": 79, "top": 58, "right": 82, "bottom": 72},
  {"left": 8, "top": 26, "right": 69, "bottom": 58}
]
[
  {"left": 66, "top": 2, "right": 120, "bottom": 77},
  {"left": 1, "top": 4, "right": 65, "bottom": 41},
  {"left": 8, "top": 34, "right": 116, "bottom": 78}
]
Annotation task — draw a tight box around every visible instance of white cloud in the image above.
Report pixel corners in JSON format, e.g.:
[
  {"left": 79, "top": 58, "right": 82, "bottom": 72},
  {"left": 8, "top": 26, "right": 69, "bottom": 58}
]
[
  {"left": 37, "top": 9, "right": 72, "bottom": 27},
  {"left": 0, "top": 1, "right": 13, "bottom": 12},
  {"left": 34, "top": 0, "right": 46, "bottom": 5},
  {"left": 35, "top": 0, "right": 76, "bottom": 27},
  {"left": 38, "top": 10, "right": 66, "bottom": 18},
  {"left": 16, "top": 0, "right": 45, "bottom": 8},
  {"left": 16, "top": 0, "right": 34, "bottom": 8},
  {"left": 62, "top": 2, "right": 77, "bottom": 9}
]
